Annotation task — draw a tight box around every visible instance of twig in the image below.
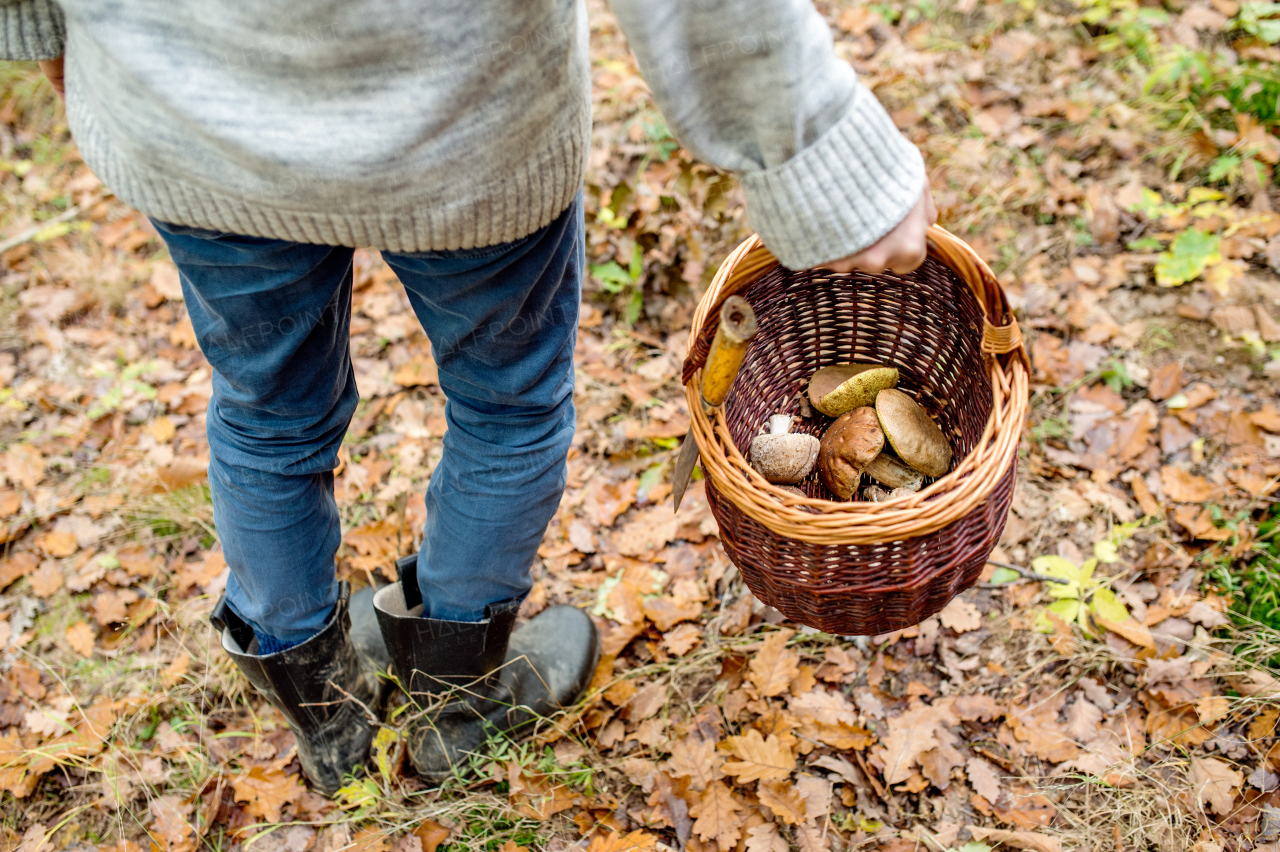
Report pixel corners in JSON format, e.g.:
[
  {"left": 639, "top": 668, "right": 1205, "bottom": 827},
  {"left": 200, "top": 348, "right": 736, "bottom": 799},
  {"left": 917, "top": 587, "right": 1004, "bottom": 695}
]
[
  {"left": 986, "top": 559, "right": 1069, "bottom": 584},
  {"left": 0, "top": 203, "right": 84, "bottom": 255}
]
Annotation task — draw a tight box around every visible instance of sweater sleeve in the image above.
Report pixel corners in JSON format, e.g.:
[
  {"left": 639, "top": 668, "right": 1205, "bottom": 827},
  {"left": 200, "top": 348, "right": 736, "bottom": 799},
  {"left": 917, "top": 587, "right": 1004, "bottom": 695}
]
[
  {"left": 0, "top": 0, "right": 64, "bottom": 60},
  {"left": 609, "top": 0, "right": 925, "bottom": 270}
]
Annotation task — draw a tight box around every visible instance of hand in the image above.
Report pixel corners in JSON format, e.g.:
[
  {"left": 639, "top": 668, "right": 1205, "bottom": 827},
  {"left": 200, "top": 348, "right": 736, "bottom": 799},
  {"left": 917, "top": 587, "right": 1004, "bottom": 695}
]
[
  {"left": 823, "top": 187, "right": 937, "bottom": 275},
  {"left": 38, "top": 56, "right": 64, "bottom": 99}
]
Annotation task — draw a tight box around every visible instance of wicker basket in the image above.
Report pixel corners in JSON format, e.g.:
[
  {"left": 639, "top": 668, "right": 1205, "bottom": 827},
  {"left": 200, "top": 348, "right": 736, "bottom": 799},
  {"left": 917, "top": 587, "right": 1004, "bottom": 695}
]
[{"left": 683, "top": 226, "right": 1029, "bottom": 635}]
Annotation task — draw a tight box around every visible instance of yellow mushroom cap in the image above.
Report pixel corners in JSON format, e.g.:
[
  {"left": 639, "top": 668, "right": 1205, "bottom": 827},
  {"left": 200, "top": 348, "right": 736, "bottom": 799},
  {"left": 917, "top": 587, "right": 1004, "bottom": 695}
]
[{"left": 808, "top": 364, "right": 899, "bottom": 417}]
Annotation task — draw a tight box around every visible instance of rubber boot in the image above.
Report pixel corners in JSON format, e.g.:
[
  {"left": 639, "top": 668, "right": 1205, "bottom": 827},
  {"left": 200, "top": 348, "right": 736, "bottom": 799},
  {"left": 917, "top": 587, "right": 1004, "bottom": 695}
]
[
  {"left": 373, "top": 555, "right": 600, "bottom": 782},
  {"left": 211, "top": 582, "right": 388, "bottom": 794}
]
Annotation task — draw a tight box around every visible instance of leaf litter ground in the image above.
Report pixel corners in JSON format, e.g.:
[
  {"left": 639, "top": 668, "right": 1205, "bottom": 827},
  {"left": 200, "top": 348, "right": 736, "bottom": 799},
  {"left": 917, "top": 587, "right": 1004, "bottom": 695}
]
[{"left": 3, "top": 2, "right": 1280, "bottom": 852}]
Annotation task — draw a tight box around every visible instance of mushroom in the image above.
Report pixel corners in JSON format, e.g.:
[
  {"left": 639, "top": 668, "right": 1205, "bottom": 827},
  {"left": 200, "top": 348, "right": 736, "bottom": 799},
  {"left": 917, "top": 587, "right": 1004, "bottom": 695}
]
[
  {"left": 750, "top": 414, "right": 820, "bottom": 484},
  {"left": 864, "top": 451, "right": 925, "bottom": 492},
  {"left": 817, "top": 406, "right": 884, "bottom": 500},
  {"left": 874, "top": 388, "right": 952, "bottom": 478},
  {"left": 862, "top": 484, "right": 919, "bottom": 503},
  {"left": 808, "top": 364, "right": 899, "bottom": 417}
]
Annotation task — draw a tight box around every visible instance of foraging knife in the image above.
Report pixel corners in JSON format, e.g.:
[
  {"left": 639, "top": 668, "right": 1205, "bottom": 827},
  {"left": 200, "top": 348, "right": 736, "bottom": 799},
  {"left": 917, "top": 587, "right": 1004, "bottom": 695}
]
[{"left": 672, "top": 295, "right": 758, "bottom": 512}]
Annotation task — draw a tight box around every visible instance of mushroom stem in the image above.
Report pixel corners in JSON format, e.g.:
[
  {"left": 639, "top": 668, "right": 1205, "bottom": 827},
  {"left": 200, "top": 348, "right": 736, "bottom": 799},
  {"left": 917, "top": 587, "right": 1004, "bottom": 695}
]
[{"left": 767, "top": 414, "right": 794, "bottom": 435}]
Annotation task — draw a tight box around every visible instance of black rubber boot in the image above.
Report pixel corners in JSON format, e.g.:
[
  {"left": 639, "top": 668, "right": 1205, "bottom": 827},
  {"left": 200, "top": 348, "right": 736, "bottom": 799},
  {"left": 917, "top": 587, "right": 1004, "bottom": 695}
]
[
  {"left": 211, "top": 582, "right": 388, "bottom": 794},
  {"left": 374, "top": 555, "right": 600, "bottom": 782}
]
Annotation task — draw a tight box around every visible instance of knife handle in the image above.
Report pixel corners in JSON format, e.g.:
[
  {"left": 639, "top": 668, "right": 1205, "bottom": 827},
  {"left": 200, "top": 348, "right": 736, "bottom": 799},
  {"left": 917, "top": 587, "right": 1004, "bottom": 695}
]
[{"left": 699, "top": 295, "right": 758, "bottom": 415}]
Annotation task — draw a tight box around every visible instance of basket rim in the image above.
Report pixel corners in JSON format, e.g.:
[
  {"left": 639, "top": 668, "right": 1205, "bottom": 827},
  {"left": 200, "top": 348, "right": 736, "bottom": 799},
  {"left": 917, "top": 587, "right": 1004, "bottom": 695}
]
[{"left": 683, "top": 226, "right": 1031, "bottom": 545}]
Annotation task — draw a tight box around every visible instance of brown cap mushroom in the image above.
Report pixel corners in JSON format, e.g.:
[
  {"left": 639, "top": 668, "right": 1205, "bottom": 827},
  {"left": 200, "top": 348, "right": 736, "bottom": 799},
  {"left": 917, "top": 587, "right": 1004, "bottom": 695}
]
[
  {"left": 750, "top": 414, "right": 820, "bottom": 484},
  {"left": 817, "top": 406, "right": 884, "bottom": 500},
  {"left": 864, "top": 451, "right": 925, "bottom": 492},
  {"left": 808, "top": 364, "right": 899, "bottom": 417},
  {"left": 874, "top": 388, "right": 952, "bottom": 478}
]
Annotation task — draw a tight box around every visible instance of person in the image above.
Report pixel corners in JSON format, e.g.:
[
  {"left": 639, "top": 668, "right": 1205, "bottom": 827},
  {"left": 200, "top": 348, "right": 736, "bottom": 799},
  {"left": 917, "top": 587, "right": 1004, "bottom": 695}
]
[{"left": 0, "top": 0, "right": 936, "bottom": 793}]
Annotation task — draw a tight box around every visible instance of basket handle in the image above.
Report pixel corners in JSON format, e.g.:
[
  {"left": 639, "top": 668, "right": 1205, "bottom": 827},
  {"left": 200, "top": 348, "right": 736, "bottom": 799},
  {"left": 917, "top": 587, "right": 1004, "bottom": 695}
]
[{"left": 681, "top": 225, "right": 1024, "bottom": 386}]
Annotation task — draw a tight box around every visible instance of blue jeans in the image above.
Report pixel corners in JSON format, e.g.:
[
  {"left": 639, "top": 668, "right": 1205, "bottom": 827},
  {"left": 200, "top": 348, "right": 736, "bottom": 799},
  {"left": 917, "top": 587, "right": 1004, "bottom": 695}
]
[{"left": 153, "top": 196, "right": 583, "bottom": 647}]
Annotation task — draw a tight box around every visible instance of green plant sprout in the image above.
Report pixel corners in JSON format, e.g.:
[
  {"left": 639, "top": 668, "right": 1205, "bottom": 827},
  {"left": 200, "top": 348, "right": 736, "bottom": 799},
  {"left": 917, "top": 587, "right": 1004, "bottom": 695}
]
[{"left": 1035, "top": 525, "right": 1142, "bottom": 634}]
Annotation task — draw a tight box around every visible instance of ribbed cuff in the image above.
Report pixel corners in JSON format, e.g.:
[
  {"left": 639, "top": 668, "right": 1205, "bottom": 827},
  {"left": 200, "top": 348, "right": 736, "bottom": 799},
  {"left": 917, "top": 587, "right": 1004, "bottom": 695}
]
[
  {"left": 0, "top": 0, "right": 64, "bottom": 60},
  {"left": 741, "top": 86, "right": 926, "bottom": 271}
]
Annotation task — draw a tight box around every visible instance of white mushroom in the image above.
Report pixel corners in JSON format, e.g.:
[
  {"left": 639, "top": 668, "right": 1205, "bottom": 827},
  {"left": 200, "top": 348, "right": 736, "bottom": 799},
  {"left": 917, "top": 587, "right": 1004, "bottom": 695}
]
[
  {"left": 864, "top": 451, "right": 926, "bottom": 492},
  {"left": 750, "top": 414, "right": 820, "bottom": 484}
]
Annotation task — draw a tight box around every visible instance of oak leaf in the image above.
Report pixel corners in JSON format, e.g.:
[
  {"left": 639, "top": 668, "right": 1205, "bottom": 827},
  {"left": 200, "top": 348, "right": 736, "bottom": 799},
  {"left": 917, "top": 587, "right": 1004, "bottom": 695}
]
[
  {"left": 937, "top": 597, "right": 981, "bottom": 632},
  {"left": 413, "top": 821, "right": 451, "bottom": 852},
  {"left": 665, "top": 734, "right": 724, "bottom": 791},
  {"left": 743, "top": 823, "right": 789, "bottom": 852},
  {"left": 585, "top": 831, "right": 657, "bottom": 852},
  {"left": 65, "top": 621, "right": 94, "bottom": 657},
  {"left": 1063, "top": 696, "right": 1103, "bottom": 743},
  {"left": 748, "top": 629, "right": 799, "bottom": 697},
  {"left": 1160, "top": 466, "right": 1216, "bottom": 502},
  {"left": 35, "top": 530, "right": 76, "bottom": 558},
  {"left": 27, "top": 561, "right": 63, "bottom": 597},
  {"left": 1192, "top": 756, "right": 1242, "bottom": 815},
  {"left": 966, "top": 755, "right": 1002, "bottom": 802},
  {"left": 790, "top": 689, "right": 857, "bottom": 727},
  {"left": 149, "top": 795, "right": 194, "bottom": 852},
  {"left": 641, "top": 595, "right": 703, "bottom": 631},
  {"left": 662, "top": 623, "right": 703, "bottom": 656},
  {"left": 757, "top": 779, "right": 807, "bottom": 824},
  {"left": 689, "top": 781, "right": 743, "bottom": 852},
  {"left": 722, "top": 729, "right": 794, "bottom": 782},
  {"left": 966, "top": 827, "right": 1063, "bottom": 852},
  {"left": 232, "top": 765, "right": 305, "bottom": 823},
  {"left": 877, "top": 699, "right": 957, "bottom": 785},
  {"left": 4, "top": 445, "right": 45, "bottom": 491},
  {"left": 0, "top": 552, "right": 37, "bottom": 591}
]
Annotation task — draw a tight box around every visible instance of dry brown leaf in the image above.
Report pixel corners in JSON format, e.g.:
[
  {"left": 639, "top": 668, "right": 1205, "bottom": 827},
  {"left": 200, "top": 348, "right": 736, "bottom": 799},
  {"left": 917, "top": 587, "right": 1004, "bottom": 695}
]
[
  {"left": 722, "top": 729, "right": 794, "bottom": 782},
  {"left": 147, "top": 416, "right": 177, "bottom": 443},
  {"left": 392, "top": 356, "right": 438, "bottom": 388},
  {"left": 688, "top": 781, "right": 743, "bottom": 852},
  {"left": 757, "top": 779, "right": 807, "bottom": 824},
  {"left": 585, "top": 830, "right": 657, "bottom": 852},
  {"left": 626, "top": 681, "right": 666, "bottom": 721},
  {"left": 966, "top": 827, "right": 1063, "bottom": 852},
  {"left": 641, "top": 595, "right": 702, "bottom": 631},
  {"left": 790, "top": 688, "right": 858, "bottom": 726},
  {"left": 1063, "top": 696, "right": 1103, "bottom": 743},
  {"left": 937, "top": 597, "right": 981, "bottom": 632},
  {"left": 92, "top": 589, "right": 140, "bottom": 626},
  {"left": 665, "top": 735, "right": 724, "bottom": 791},
  {"left": 877, "top": 699, "right": 956, "bottom": 785},
  {"left": 1161, "top": 466, "right": 1216, "bottom": 503},
  {"left": 35, "top": 530, "right": 76, "bottom": 558},
  {"left": 149, "top": 794, "right": 194, "bottom": 852},
  {"left": 966, "top": 755, "right": 1002, "bottom": 802},
  {"left": 413, "top": 821, "right": 451, "bottom": 852},
  {"left": 748, "top": 629, "right": 799, "bottom": 697},
  {"left": 1191, "top": 756, "right": 1242, "bottom": 815},
  {"left": 662, "top": 623, "right": 702, "bottom": 656},
  {"left": 232, "top": 765, "right": 305, "bottom": 823},
  {"left": 65, "top": 621, "right": 94, "bottom": 657},
  {"left": 4, "top": 445, "right": 45, "bottom": 491},
  {"left": 743, "top": 823, "right": 789, "bottom": 852},
  {"left": 0, "top": 552, "right": 38, "bottom": 591}
]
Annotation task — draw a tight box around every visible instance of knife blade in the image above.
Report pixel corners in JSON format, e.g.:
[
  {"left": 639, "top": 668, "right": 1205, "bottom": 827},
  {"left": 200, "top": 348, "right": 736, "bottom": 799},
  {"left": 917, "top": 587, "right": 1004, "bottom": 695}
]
[{"left": 672, "top": 295, "right": 758, "bottom": 511}]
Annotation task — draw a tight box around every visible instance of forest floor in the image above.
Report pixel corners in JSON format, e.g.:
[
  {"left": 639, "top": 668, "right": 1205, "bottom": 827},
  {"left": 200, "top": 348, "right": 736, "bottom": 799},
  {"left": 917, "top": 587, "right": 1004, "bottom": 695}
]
[{"left": 3, "top": 1, "right": 1280, "bottom": 851}]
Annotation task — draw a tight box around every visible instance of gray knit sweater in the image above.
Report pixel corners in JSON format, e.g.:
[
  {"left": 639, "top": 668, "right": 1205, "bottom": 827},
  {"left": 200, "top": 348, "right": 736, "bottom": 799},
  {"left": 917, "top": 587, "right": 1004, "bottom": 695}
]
[{"left": 0, "top": 0, "right": 924, "bottom": 269}]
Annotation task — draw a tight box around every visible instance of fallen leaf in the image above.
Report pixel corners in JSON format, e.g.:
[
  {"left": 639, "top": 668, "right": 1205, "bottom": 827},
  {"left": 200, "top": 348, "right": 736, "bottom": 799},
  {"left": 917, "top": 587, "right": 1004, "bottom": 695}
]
[
  {"left": 877, "top": 699, "right": 957, "bottom": 785},
  {"left": 232, "top": 765, "right": 305, "bottom": 823},
  {"left": 149, "top": 794, "right": 194, "bottom": 851},
  {"left": 65, "top": 621, "right": 94, "bottom": 657},
  {"left": 1192, "top": 756, "right": 1242, "bottom": 815},
  {"left": 35, "top": 530, "right": 76, "bottom": 558},
  {"left": 757, "top": 778, "right": 807, "bottom": 824},
  {"left": 0, "top": 552, "right": 38, "bottom": 591},
  {"left": 743, "top": 823, "right": 789, "bottom": 852},
  {"left": 585, "top": 831, "right": 657, "bottom": 852},
  {"left": 662, "top": 623, "right": 703, "bottom": 656},
  {"left": 938, "top": 597, "right": 982, "bottom": 632},
  {"left": 748, "top": 629, "right": 799, "bottom": 697},
  {"left": 722, "top": 729, "right": 795, "bottom": 782},
  {"left": 1161, "top": 466, "right": 1216, "bottom": 502},
  {"left": 966, "top": 826, "right": 1063, "bottom": 852},
  {"left": 967, "top": 755, "right": 1002, "bottom": 802},
  {"left": 666, "top": 735, "right": 724, "bottom": 791},
  {"left": 413, "top": 821, "right": 451, "bottom": 852},
  {"left": 392, "top": 356, "right": 438, "bottom": 388},
  {"left": 688, "top": 781, "right": 743, "bottom": 852},
  {"left": 4, "top": 445, "right": 45, "bottom": 491}
]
